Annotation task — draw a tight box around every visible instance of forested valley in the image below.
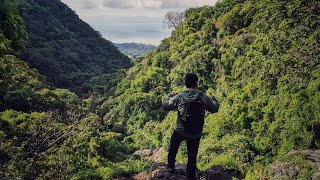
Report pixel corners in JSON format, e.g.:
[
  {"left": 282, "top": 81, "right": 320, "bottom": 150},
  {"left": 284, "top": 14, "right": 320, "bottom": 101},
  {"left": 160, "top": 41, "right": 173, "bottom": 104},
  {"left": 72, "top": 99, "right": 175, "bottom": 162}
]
[{"left": 0, "top": 0, "right": 319, "bottom": 179}]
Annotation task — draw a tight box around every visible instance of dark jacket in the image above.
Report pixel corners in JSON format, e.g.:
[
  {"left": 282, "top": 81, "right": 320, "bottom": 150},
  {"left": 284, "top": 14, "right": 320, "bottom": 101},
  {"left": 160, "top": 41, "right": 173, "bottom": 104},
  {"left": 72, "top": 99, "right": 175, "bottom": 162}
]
[{"left": 163, "top": 89, "right": 219, "bottom": 138}]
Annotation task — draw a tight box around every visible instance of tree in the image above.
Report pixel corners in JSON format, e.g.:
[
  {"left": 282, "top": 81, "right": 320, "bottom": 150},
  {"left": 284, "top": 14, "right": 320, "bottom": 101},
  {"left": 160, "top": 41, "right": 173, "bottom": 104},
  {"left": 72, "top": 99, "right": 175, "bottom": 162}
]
[
  {"left": 162, "top": 11, "right": 185, "bottom": 29},
  {"left": 0, "top": 0, "right": 28, "bottom": 56}
]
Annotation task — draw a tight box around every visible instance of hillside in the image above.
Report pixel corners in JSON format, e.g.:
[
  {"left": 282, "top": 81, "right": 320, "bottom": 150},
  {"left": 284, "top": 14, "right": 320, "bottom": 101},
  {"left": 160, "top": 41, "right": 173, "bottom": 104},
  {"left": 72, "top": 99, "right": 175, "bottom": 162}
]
[
  {"left": 114, "top": 43, "right": 157, "bottom": 59},
  {"left": 1, "top": 0, "right": 320, "bottom": 179},
  {"left": 101, "top": 0, "right": 320, "bottom": 178},
  {"left": 1, "top": 1, "right": 146, "bottom": 179},
  {"left": 0, "top": 55, "right": 71, "bottom": 112},
  {"left": 17, "top": 0, "right": 132, "bottom": 94},
  {"left": 0, "top": 54, "right": 147, "bottom": 179}
]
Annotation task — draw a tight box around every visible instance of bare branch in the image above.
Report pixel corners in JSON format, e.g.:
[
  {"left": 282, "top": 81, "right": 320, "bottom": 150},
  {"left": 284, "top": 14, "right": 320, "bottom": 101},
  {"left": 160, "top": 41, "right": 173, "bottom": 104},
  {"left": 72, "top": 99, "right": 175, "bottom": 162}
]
[{"left": 163, "top": 11, "right": 185, "bottom": 29}]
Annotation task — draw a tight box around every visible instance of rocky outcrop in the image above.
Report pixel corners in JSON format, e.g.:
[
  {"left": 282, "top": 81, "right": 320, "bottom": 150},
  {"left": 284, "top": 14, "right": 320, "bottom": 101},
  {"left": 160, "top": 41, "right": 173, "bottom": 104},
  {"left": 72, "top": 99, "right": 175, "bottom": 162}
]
[
  {"left": 119, "top": 149, "right": 320, "bottom": 180},
  {"left": 122, "top": 148, "right": 244, "bottom": 179},
  {"left": 148, "top": 163, "right": 243, "bottom": 180},
  {"left": 133, "top": 148, "right": 165, "bottom": 163},
  {"left": 268, "top": 149, "right": 320, "bottom": 179}
]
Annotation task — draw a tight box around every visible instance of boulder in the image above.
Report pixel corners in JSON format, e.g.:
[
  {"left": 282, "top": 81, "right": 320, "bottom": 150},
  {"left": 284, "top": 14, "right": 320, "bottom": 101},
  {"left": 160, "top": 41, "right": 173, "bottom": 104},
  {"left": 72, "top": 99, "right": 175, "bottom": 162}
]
[
  {"left": 148, "top": 162, "right": 243, "bottom": 180},
  {"left": 133, "top": 148, "right": 165, "bottom": 162},
  {"left": 268, "top": 149, "right": 320, "bottom": 179}
]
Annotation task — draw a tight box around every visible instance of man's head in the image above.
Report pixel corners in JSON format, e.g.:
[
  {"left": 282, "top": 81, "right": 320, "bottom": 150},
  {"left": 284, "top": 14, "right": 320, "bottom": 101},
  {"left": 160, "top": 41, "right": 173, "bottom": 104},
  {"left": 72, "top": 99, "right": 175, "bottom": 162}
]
[{"left": 185, "top": 73, "right": 198, "bottom": 89}]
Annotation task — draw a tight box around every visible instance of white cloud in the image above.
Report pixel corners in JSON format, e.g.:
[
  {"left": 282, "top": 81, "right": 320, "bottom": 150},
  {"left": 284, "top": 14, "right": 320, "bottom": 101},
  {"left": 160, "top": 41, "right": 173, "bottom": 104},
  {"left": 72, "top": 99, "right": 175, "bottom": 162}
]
[
  {"left": 159, "top": 0, "right": 181, "bottom": 9},
  {"left": 103, "top": 0, "right": 136, "bottom": 9},
  {"left": 99, "top": 0, "right": 216, "bottom": 9},
  {"left": 62, "top": 0, "right": 218, "bottom": 15},
  {"left": 82, "top": 2, "right": 98, "bottom": 9},
  {"left": 61, "top": 0, "right": 100, "bottom": 10},
  {"left": 60, "top": 0, "right": 219, "bottom": 44},
  {"left": 140, "top": 0, "right": 162, "bottom": 9}
]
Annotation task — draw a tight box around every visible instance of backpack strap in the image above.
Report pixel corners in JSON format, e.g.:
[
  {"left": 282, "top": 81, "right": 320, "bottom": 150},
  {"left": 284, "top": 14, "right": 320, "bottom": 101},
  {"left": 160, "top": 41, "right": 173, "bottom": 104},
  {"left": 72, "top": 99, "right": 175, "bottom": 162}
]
[{"left": 197, "top": 92, "right": 203, "bottom": 102}]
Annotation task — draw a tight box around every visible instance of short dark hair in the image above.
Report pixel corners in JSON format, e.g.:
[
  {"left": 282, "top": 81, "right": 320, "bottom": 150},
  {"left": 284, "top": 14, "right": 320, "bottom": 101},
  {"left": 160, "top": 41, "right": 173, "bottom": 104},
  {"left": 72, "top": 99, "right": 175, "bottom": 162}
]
[{"left": 185, "top": 73, "right": 198, "bottom": 88}]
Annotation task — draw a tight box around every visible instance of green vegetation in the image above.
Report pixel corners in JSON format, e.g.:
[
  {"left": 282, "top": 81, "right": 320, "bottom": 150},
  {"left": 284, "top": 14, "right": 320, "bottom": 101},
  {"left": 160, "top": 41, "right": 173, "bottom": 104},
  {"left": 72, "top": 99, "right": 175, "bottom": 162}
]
[
  {"left": 0, "top": 0, "right": 28, "bottom": 56},
  {"left": 0, "top": 55, "right": 68, "bottom": 112},
  {"left": 0, "top": 1, "right": 148, "bottom": 179},
  {"left": 1, "top": 0, "right": 319, "bottom": 179},
  {"left": 17, "top": 0, "right": 132, "bottom": 95},
  {"left": 114, "top": 43, "right": 157, "bottom": 59},
  {"left": 0, "top": 109, "right": 150, "bottom": 179},
  {"left": 101, "top": 0, "right": 320, "bottom": 177}
]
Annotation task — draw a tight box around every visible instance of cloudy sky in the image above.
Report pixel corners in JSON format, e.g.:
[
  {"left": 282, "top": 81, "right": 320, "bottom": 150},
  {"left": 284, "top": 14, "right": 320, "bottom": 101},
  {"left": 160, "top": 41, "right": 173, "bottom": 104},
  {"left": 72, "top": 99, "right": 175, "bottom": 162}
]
[{"left": 61, "top": 0, "right": 218, "bottom": 45}]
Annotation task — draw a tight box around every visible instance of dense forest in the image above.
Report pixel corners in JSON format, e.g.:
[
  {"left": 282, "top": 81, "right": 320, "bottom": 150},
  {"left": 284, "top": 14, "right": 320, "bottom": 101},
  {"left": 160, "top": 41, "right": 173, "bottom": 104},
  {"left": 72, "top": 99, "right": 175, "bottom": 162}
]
[
  {"left": 1, "top": 0, "right": 319, "bottom": 179},
  {"left": 17, "top": 0, "right": 132, "bottom": 95},
  {"left": 1, "top": 0, "right": 145, "bottom": 179},
  {"left": 101, "top": 0, "right": 320, "bottom": 178},
  {"left": 114, "top": 43, "right": 157, "bottom": 59}
]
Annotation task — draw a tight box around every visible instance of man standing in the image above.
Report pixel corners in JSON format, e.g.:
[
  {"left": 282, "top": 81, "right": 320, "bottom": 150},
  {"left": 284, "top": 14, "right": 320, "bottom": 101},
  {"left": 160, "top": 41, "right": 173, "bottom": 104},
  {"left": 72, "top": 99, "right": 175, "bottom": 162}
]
[{"left": 163, "top": 73, "right": 219, "bottom": 180}]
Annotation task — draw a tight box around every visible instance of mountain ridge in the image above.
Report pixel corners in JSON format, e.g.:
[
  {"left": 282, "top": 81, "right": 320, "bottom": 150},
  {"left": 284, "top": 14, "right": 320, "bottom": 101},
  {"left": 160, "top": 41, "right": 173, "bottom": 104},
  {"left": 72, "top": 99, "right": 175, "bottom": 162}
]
[
  {"left": 17, "top": 0, "right": 132, "bottom": 94},
  {"left": 0, "top": 0, "right": 319, "bottom": 179}
]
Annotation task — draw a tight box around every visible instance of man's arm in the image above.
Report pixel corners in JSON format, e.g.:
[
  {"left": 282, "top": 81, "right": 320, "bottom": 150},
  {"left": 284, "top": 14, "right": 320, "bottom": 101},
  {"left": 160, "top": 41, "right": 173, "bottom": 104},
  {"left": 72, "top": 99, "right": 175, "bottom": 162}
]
[
  {"left": 201, "top": 94, "right": 219, "bottom": 113},
  {"left": 163, "top": 93, "right": 179, "bottom": 111}
]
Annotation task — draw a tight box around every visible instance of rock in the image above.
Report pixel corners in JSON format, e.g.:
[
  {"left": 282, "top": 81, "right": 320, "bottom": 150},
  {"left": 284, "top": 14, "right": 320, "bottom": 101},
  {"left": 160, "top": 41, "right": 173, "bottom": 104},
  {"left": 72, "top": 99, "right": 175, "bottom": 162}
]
[
  {"left": 133, "top": 149, "right": 154, "bottom": 158},
  {"left": 148, "top": 162, "right": 244, "bottom": 180},
  {"left": 199, "top": 165, "right": 243, "bottom": 180},
  {"left": 149, "top": 163, "right": 188, "bottom": 180},
  {"left": 115, "top": 174, "right": 147, "bottom": 180},
  {"left": 268, "top": 149, "right": 320, "bottom": 179},
  {"left": 152, "top": 148, "right": 165, "bottom": 163},
  {"left": 116, "top": 148, "right": 166, "bottom": 180},
  {"left": 133, "top": 148, "right": 165, "bottom": 162}
]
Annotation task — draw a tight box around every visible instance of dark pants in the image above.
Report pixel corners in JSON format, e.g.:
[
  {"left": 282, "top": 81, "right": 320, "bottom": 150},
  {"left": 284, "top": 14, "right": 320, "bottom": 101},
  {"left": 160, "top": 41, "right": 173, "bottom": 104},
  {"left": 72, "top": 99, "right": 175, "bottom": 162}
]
[{"left": 168, "top": 131, "right": 201, "bottom": 180}]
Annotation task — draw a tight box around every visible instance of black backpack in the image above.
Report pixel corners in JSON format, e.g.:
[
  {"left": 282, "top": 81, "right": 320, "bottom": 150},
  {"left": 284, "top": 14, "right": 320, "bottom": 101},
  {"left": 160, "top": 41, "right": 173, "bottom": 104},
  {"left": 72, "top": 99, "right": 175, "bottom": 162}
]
[{"left": 178, "top": 92, "right": 205, "bottom": 134}]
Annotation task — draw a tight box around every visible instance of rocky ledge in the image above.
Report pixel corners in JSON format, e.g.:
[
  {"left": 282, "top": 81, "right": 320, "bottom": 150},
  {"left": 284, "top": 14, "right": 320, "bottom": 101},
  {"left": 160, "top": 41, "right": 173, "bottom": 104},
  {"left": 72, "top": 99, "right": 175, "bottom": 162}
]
[
  {"left": 148, "top": 162, "right": 244, "bottom": 180},
  {"left": 268, "top": 149, "right": 320, "bottom": 179}
]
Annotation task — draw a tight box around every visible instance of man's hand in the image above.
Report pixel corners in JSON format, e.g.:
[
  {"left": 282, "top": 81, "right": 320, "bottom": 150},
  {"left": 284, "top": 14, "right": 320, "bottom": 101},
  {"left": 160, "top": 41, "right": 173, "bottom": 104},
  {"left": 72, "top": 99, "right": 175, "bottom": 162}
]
[
  {"left": 164, "top": 91, "right": 179, "bottom": 111},
  {"left": 210, "top": 96, "right": 218, "bottom": 102},
  {"left": 169, "top": 91, "right": 177, "bottom": 97}
]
